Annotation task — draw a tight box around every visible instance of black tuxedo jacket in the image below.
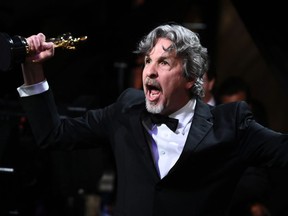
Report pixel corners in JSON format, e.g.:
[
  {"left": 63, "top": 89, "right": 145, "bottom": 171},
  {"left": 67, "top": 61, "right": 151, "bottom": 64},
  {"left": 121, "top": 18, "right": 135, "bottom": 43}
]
[{"left": 20, "top": 88, "right": 288, "bottom": 216}]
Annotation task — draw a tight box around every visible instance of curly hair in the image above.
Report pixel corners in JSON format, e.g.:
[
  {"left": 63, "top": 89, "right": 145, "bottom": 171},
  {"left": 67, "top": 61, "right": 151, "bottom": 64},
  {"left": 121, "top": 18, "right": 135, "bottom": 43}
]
[{"left": 134, "top": 23, "right": 209, "bottom": 98}]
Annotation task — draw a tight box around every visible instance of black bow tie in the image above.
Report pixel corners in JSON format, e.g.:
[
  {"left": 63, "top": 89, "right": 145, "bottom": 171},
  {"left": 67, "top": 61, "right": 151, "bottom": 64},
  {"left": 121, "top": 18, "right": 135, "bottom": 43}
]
[{"left": 150, "top": 114, "right": 179, "bottom": 132}]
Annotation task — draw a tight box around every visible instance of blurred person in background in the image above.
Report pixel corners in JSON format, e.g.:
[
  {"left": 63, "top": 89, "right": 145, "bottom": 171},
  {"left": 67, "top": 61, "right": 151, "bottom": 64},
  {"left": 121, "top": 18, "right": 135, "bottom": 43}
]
[
  {"left": 216, "top": 76, "right": 270, "bottom": 216},
  {"left": 202, "top": 70, "right": 217, "bottom": 106},
  {"left": 216, "top": 76, "right": 268, "bottom": 126}
]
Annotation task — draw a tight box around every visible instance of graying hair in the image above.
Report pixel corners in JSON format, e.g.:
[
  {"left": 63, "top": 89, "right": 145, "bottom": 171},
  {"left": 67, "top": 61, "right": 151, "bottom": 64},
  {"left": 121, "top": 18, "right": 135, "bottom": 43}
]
[{"left": 134, "top": 23, "right": 209, "bottom": 98}]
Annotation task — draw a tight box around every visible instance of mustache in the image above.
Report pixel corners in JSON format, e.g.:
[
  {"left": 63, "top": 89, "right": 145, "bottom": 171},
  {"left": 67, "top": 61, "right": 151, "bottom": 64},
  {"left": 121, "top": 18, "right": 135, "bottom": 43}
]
[{"left": 144, "top": 77, "right": 161, "bottom": 89}]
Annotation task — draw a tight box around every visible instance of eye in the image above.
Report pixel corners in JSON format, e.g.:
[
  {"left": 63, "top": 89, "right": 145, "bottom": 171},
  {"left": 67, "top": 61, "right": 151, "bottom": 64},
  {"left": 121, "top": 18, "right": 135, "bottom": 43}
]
[
  {"left": 160, "top": 60, "right": 169, "bottom": 66},
  {"left": 145, "top": 57, "right": 151, "bottom": 64}
]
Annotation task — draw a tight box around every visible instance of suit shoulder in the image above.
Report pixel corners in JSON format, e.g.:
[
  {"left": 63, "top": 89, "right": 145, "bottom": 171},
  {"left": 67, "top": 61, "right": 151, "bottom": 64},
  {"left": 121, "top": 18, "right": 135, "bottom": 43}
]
[
  {"left": 212, "top": 101, "right": 253, "bottom": 121},
  {"left": 116, "top": 88, "right": 145, "bottom": 111},
  {"left": 213, "top": 101, "right": 250, "bottom": 111}
]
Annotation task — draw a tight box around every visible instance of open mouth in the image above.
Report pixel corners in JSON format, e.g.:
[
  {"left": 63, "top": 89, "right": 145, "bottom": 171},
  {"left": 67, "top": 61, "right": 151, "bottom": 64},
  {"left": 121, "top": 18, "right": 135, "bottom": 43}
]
[{"left": 145, "top": 80, "right": 161, "bottom": 102}]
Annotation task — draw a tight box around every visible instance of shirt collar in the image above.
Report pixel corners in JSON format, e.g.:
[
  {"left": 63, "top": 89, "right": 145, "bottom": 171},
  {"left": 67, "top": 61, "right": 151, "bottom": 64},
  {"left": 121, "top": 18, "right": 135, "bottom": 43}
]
[
  {"left": 142, "top": 98, "right": 196, "bottom": 132},
  {"left": 169, "top": 99, "right": 196, "bottom": 130}
]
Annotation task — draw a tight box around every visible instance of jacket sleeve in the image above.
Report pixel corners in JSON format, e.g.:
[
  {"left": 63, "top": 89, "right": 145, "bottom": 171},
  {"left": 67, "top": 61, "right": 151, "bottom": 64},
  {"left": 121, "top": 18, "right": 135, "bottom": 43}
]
[
  {"left": 19, "top": 89, "right": 114, "bottom": 150},
  {"left": 235, "top": 101, "right": 288, "bottom": 168}
]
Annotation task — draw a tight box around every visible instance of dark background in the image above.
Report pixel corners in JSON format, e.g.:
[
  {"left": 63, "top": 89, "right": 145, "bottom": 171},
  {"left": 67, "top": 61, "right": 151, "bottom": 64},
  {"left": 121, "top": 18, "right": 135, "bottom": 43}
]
[
  {"left": 0, "top": 0, "right": 219, "bottom": 106},
  {"left": 1, "top": 0, "right": 288, "bottom": 215}
]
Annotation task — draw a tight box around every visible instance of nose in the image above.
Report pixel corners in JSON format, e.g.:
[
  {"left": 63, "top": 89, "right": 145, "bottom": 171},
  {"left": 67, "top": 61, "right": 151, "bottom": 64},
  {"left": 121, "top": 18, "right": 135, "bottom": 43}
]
[{"left": 145, "top": 63, "right": 158, "bottom": 78}]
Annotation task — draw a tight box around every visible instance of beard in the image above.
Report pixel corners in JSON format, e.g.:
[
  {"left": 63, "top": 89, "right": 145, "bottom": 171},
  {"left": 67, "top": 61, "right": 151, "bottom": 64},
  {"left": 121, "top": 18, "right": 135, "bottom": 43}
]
[{"left": 145, "top": 98, "right": 164, "bottom": 114}]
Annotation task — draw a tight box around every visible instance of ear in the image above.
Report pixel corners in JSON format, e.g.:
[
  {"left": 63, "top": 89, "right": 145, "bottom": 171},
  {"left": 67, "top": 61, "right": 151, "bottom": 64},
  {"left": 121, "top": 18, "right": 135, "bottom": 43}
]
[{"left": 185, "top": 79, "right": 195, "bottom": 90}]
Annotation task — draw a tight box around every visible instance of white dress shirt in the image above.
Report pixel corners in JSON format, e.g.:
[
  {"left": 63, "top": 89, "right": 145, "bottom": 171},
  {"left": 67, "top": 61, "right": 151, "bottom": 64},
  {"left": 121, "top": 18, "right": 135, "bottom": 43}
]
[
  {"left": 17, "top": 80, "right": 49, "bottom": 97},
  {"left": 207, "top": 96, "right": 216, "bottom": 106},
  {"left": 147, "top": 99, "right": 196, "bottom": 178}
]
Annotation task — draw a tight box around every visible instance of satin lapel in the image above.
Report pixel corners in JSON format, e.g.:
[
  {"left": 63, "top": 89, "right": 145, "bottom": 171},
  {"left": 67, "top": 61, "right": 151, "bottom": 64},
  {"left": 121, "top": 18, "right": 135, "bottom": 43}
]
[
  {"left": 128, "top": 107, "right": 160, "bottom": 181},
  {"left": 170, "top": 98, "right": 214, "bottom": 171}
]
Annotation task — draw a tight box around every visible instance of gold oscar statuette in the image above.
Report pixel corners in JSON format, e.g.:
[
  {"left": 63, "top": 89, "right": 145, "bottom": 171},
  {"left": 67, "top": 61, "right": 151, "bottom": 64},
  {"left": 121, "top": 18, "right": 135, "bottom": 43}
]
[
  {"left": 46, "top": 32, "right": 88, "bottom": 50},
  {"left": 0, "top": 32, "right": 88, "bottom": 72}
]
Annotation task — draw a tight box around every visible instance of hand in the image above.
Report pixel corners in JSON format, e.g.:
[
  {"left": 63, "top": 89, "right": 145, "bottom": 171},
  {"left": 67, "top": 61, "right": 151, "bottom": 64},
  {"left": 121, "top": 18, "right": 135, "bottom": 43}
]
[
  {"left": 25, "top": 33, "right": 54, "bottom": 63},
  {"left": 21, "top": 33, "right": 54, "bottom": 85}
]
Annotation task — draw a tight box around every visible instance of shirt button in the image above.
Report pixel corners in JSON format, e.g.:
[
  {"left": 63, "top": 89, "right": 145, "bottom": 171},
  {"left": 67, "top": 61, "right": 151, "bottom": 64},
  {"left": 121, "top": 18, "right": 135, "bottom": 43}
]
[{"left": 160, "top": 151, "right": 166, "bottom": 155}]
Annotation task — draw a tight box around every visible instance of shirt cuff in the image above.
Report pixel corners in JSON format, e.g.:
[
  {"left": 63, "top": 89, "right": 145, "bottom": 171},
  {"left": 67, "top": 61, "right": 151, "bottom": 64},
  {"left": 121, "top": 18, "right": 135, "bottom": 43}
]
[{"left": 17, "top": 80, "right": 49, "bottom": 97}]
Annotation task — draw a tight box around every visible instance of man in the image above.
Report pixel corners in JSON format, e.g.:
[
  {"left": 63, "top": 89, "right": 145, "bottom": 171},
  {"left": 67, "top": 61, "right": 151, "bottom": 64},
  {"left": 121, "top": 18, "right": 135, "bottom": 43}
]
[
  {"left": 216, "top": 76, "right": 270, "bottom": 216},
  {"left": 18, "top": 23, "right": 288, "bottom": 216},
  {"left": 202, "top": 71, "right": 217, "bottom": 106},
  {"left": 217, "top": 76, "right": 268, "bottom": 126}
]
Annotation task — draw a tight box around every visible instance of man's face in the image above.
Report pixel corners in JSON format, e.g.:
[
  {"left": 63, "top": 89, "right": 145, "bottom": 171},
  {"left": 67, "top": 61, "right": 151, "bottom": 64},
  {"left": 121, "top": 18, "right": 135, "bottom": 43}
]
[{"left": 142, "top": 38, "right": 194, "bottom": 115}]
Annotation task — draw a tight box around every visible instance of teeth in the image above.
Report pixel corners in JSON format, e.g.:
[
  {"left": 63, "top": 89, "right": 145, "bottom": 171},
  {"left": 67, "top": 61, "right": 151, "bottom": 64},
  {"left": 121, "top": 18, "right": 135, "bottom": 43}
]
[{"left": 150, "top": 90, "right": 159, "bottom": 95}]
